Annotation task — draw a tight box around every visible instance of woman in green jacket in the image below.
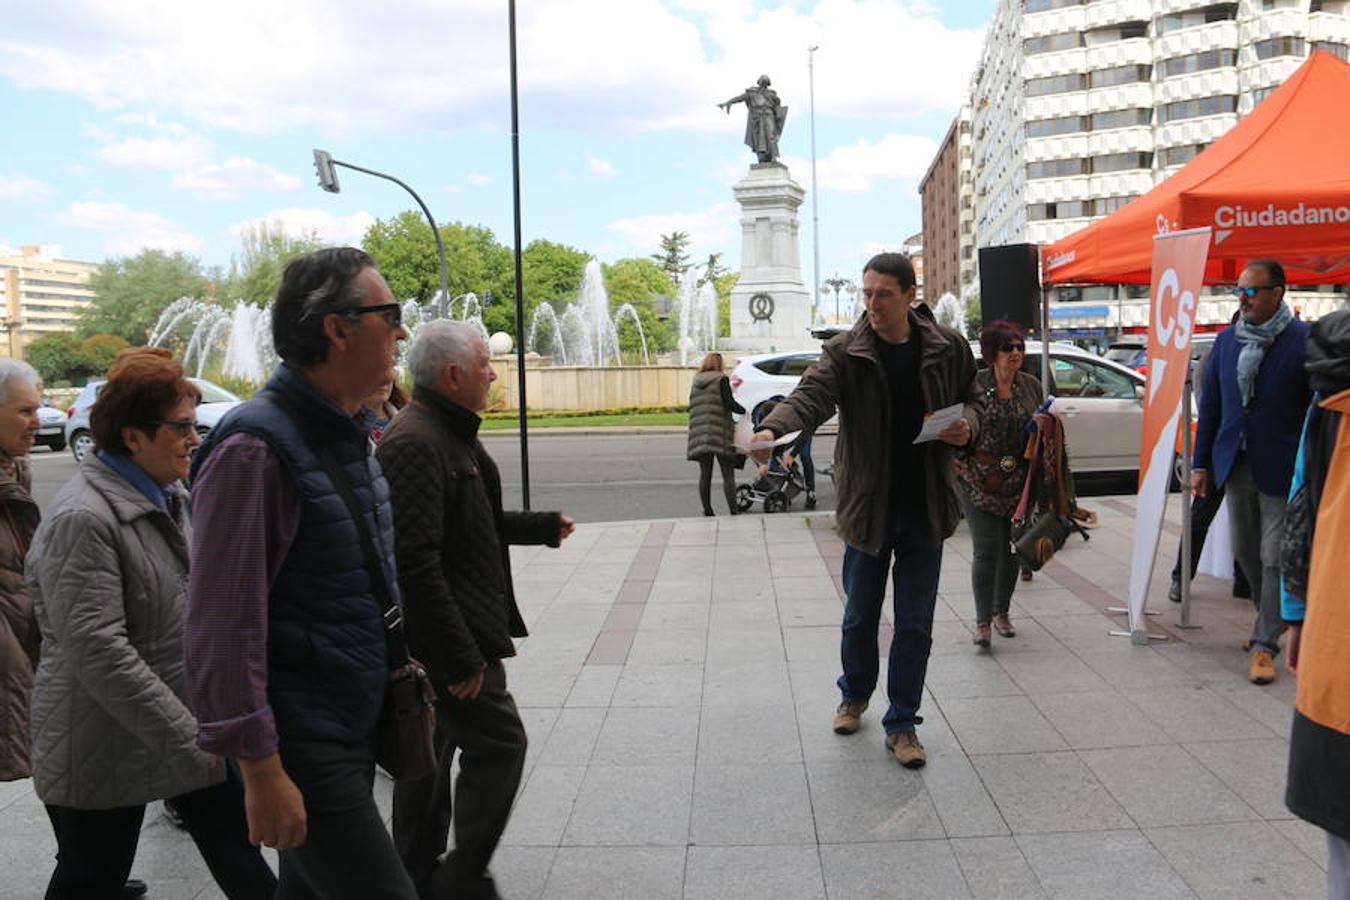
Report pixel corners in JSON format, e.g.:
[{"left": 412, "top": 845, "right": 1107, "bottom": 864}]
[{"left": 687, "top": 353, "right": 744, "bottom": 516}]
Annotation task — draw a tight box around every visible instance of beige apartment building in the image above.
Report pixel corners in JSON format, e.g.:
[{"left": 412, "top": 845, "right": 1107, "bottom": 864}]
[{"left": 0, "top": 245, "right": 98, "bottom": 357}]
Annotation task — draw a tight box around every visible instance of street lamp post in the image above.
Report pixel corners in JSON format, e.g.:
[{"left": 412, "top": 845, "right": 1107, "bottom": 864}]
[
  {"left": 808, "top": 45, "right": 821, "bottom": 327},
  {"left": 312, "top": 149, "right": 450, "bottom": 318},
  {"left": 823, "top": 273, "right": 854, "bottom": 323}
]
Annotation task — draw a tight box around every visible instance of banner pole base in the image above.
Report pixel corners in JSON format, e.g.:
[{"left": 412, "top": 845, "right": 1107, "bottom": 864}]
[
  {"left": 1174, "top": 621, "right": 1203, "bottom": 630},
  {"left": 1109, "top": 629, "right": 1170, "bottom": 644},
  {"left": 1106, "top": 607, "right": 1159, "bottom": 616}
]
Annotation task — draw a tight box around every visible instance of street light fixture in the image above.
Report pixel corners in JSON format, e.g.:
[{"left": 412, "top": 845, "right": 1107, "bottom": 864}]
[
  {"left": 311, "top": 148, "right": 450, "bottom": 318},
  {"left": 823, "top": 273, "right": 855, "bottom": 323}
]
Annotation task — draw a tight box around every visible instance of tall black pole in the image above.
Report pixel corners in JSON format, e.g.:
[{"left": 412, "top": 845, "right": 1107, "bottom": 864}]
[{"left": 508, "top": 0, "right": 531, "bottom": 509}]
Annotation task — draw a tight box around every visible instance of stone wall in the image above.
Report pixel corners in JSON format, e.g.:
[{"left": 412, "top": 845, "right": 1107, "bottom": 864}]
[{"left": 490, "top": 357, "right": 699, "bottom": 411}]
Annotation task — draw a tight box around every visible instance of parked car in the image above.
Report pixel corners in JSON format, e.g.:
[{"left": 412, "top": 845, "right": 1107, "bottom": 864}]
[
  {"left": 1104, "top": 339, "right": 1149, "bottom": 373},
  {"left": 731, "top": 338, "right": 1147, "bottom": 477},
  {"left": 35, "top": 402, "right": 67, "bottom": 451},
  {"left": 64, "top": 377, "right": 242, "bottom": 463}
]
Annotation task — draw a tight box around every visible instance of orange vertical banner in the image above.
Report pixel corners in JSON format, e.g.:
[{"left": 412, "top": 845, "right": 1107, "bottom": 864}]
[{"left": 1126, "top": 227, "right": 1211, "bottom": 636}]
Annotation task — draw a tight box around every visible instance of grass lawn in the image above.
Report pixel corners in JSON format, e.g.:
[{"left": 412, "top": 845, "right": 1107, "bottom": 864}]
[{"left": 481, "top": 410, "right": 689, "bottom": 430}]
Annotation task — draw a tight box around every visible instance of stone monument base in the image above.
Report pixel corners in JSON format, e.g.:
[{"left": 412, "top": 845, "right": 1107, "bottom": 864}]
[{"left": 725, "top": 162, "right": 815, "bottom": 354}]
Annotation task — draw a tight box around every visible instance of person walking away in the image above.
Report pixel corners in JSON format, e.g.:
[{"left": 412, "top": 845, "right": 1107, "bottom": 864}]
[
  {"left": 184, "top": 248, "right": 419, "bottom": 900},
  {"left": 378, "top": 320, "right": 574, "bottom": 899},
  {"left": 688, "top": 352, "right": 744, "bottom": 516},
  {"left": 27, "top": 348, "right": 275, "bottom": 899},
  {"left": 750, "top": 252, "right": 976, "bottom": 768},
  {"left": 955, "top": 321, "right": 1041, "bottom": 648},
  {"left": 1281, "top": 308, "right": 1350, "bottom": 899},
  {"left": 1193, "top": 258, "right": 1311, "bottom": 684}
]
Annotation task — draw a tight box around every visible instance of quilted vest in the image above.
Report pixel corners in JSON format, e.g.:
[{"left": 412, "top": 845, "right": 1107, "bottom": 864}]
[
  {"left": 192, "top": 364, "right": 391, "bottom": 744},
  {"left": 686, "top": 371, "right": 734, "bottom": 460}
]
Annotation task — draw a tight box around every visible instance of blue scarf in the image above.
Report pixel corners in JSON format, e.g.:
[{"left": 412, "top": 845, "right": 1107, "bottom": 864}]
[
  {"left": 1233, "top": 302, "right": 1293, "bottom": 408},
  {"left": 95, "top": 450, "right": 178, "bottom": 512}
]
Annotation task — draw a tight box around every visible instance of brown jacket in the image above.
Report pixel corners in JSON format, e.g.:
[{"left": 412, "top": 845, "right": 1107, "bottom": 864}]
[
  {"left": 0, "top": 456, "right": 39, "bottom": 781},
  {"left": 759, "top": 305, "right": 976, "bottom": 554}
]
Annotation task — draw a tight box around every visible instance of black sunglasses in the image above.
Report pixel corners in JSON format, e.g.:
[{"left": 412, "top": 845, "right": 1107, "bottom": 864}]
[
  {"left": 344, "top": 302, "right": 403, "bottom": 327},
  {"left": 1231, "top": 285, "right": 1279, "bottom": 299},
  {"left": 1000, "top": 342, "right": 1026, "bottom": 354}
]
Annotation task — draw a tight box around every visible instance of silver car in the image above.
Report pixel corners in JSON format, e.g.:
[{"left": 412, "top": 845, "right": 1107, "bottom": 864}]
[
  {"left": 35, "top": 403, "right": 67, "bottom": 451},
  {"left": 64, "top": 378, "right": 242, "bottom": 463}
]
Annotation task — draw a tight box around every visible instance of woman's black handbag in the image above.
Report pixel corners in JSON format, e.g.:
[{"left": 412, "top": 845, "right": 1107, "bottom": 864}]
[{"left": 1011, "top": 512, "right": 1076, "bottom": 571}]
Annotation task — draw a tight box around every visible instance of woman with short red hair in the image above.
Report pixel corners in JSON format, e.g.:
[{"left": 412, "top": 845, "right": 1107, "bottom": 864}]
[{"left": 26, "top": 347, "right": 275, "bottom": 899}]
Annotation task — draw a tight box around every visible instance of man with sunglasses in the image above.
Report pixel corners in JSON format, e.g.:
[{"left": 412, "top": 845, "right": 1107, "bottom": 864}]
[
  {"left": 1193, "top": 258, "right": 1311, "bottom": 685},
  {"left": 184, "top": 248, "right": 420, "bottom": 899}
]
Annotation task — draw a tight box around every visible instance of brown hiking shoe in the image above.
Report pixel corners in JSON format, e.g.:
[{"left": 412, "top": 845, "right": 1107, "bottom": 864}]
[
  {"left": 886, "top": 731, "right": 927, "bottom": 768},
  {"left": 1248, "top": 649, "right": 1277, "bottom": 685},
  {"left": 832, "top": 700, "right": 868, "bottom": 735},
  {"left": 993, "top": 613, "right": 1016, "bottom": 638}
]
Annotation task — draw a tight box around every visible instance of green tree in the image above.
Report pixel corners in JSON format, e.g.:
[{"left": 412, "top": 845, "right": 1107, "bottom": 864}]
[
  {"left": 220, "top": 223, "right": 324, "bottom": 306},
  {"left": 520, "top": 240, "right": 589, "bottom": 309},
  {"left": 79, "top": 249, "right": 207, "bottom": 344},
  {"left": 27, "top": 334, "right": 91, "bottom": 385},
  {"left": 651, "top": 231, "right": 691, "bottom": 279},
  {"left": 714, "top": 272, "right": 739, "bottom": 337},
  {"left": 603, "top": 258, "right": 675, "bottom": 306},
  {"left": 964, "top": 294, "right": 982, "bottom": 340},
  {"left": 79, "top": 334, "right": 131, "bottom": 375},
  {"left": 362, "top": 211, "right": 510, "bottom": 305},
  {"left": 697, "top": 252, "right": 727, "bottom": 286}
]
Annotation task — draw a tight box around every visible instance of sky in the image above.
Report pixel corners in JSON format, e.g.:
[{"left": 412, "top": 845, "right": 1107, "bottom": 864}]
[{"left": 0, "top": 0, "right": 995, "bottom": 298}]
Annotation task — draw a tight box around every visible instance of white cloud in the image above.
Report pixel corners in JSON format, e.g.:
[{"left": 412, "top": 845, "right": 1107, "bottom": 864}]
[
  {"left": 466, "top": 173, "right": 492, "bottom": 186},
  {"left": 0, "top": 1, "right": 981, "bottom": 135},
  {"left": 173, "top": 157, "right": 301, "bottom": 201},
  {"left": 99, "top": 134, "right": 214, "bottom": 170},
  {"left": 0, "top": 174, "right": 50, "bottom": 201},
  {"left": 54, "top": 201, "right": 202, "bottom": 255},
  {"left": 782, "top": 133, "right": 939, "bottom": 195},
  {"left": 228, "top": 207, "right": 375, "bottom": 247},
  {"left": 605, "top": 202, "right": 737, "bottom": 254},
  {"left": 586, "top": 155, "right": 617, "bottom": 178}
]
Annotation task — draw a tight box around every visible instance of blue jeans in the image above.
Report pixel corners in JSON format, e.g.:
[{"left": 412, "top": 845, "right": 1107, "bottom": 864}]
[{"left": 837, "top": 515, "right": 943, "bottom": 735}]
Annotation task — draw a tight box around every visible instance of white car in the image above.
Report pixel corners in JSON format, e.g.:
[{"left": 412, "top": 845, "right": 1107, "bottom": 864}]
[
  {"left": 64, "top": 377, "right": 243, "bottom": 463},
  {"left": 730, "top": 339, "right": 1146, "bottom": 476},
  {"left": 35, "top": 403, "right": 67, "bottom": 451}
]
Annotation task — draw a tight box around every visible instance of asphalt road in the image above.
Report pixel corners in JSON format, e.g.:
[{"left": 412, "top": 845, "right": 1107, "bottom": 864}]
[
  {"left": 26, "top": 432, "right": 1132, "bottom": 523},
  {"left": 23, "top": 433, "right": 841, "bottom": 524}
]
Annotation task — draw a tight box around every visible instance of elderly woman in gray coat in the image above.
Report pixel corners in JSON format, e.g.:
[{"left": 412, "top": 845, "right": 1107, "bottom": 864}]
[
  {"left": 27, "top": 348, "right": 275, "bottom": 900},
  {"left": 0, "top": 359, "right": 42, "bottom": 784}
]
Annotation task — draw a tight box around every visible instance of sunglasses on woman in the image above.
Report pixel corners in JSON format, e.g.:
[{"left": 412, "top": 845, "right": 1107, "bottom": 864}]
[{"left": 1000, "top": 342, "right": 1025, "bottom": 354}]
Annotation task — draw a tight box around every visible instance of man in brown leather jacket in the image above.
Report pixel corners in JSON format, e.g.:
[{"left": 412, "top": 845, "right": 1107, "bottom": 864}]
[
  {"left": 378, "top": 320, "right": 574, "bottom": 900},
  {"left": 752, "top": 252, "right": 975, "bottom": 768}
]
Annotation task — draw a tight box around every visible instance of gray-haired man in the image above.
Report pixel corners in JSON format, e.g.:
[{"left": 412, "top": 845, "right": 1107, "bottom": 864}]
[{"left": 377, "top": 321, "right": 573, "bottom": 900}]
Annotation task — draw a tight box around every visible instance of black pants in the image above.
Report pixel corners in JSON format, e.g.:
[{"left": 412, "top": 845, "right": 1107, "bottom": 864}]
[
  {"left": 276, "top": 739, "right": 419, "bottom": 900},
  {"left": 393, "top": 662, "right": 527, "bottom": 898},
  {"left": 697, "top": 454, "right": 738, "bottom": 514},
  {"left": 1170, "top": 483, "right": 1251, "bottom": 592},
  {"left": 44, "top": 762, "right": 276, "bottom": 900}
]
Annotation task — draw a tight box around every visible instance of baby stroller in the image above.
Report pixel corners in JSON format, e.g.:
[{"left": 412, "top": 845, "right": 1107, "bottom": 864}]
[{"left": 733, "top": 398, "right": 811, "bottom": 513}]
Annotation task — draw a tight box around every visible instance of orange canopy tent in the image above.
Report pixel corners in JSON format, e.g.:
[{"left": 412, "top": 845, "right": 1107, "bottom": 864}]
[{"left": 1042, "top": 50, "right": 1350, "bottom": 286}]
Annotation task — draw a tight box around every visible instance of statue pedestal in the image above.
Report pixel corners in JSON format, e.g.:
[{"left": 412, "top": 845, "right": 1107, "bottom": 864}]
[{"left": 725, "top": 163, "right": 814, "bottom": 353}]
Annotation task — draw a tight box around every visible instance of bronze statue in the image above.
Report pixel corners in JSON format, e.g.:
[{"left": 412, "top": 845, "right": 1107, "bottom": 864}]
[{"left": 719, "top": 75, "right": 787, "bottom": 164}]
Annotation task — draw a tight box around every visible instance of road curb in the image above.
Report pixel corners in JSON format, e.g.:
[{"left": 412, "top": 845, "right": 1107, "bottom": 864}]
[{"left": 480, "top": 425, "right": 690, "bottom": 437}]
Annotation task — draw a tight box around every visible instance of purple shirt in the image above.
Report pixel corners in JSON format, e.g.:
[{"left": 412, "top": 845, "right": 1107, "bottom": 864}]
[{"left": 184, "top": 433, "right": 300, "bottom": 759}]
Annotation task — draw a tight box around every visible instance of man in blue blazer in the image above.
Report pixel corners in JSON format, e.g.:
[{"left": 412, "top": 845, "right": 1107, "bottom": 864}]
[{"left": 1193, "top": 258, "right": 1311, "bottom": 685}]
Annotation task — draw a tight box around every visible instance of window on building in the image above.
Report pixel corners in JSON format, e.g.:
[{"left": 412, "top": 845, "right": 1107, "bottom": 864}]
[
  {"left": 1026, "top": 115, "right": 1087, "bottom": 138},
  {"left": 1255, "top": 36, "right": 1307, "bottom": 59},
  {"left": 1157, "top": 3, "right": 1239, "bottom": 35},
  {"left": 1251, "top": 85, "right": 1278, "bottom": 104},
  {"left": 1163, "top": 48, "right": 1237, "bottom": 76},
  {"left": 1025, "top": 72, "right": 1088, "bottom": 96},
  {"left": 1161, "top": 144, "right": 1208, "bottom": 166},
  {"left": 1025, "top": 0, "right": 1084, "bottom": 12},
  {"left": 1092, "top": 151, "right": 1154, "bottom": 172},
  {"left": 1027, "top": 157, "right": 1090, "bottom": 179},
  {"left": 1090, "top": 108, "right": 1151, "bottom": 130},
  {"left": 1024, "top": 31, "right": 1083, "bottom": 54},
  {"left": 1089, "top": 64, "right": 1152, "bottom": 88},
  {"left": 1160, "top": 95, "right": 1238, "bottom": 122},
  {"left": 1090, "top": 195, "right": 1138, "bottom": 214},
  {"left": 1313, "top": 41, "right": 1350, "bottom": 59},
  {"left": 1028, "top": 200, "right": 1089, "bottom": 220}
]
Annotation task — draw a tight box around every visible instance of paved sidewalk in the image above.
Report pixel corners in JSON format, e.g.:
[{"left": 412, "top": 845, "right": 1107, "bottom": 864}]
[{"left": 0, "top": 496, "right": 1328, "bottom": 898}]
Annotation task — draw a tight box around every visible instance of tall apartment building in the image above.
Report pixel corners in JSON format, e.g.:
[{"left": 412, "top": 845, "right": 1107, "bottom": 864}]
[
  {"left": 959, "top": 0, "right": 1350, "bottom": 328},
  {"left": 901, "top": 232, "right": 926, "bottom": 302},
  {"left": 0, "top": 245, "right": 99, "bottom": 357},
  {"left": 919, "top": 110, "right": 976, "bottom": 304}
]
